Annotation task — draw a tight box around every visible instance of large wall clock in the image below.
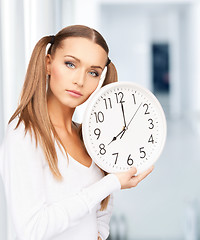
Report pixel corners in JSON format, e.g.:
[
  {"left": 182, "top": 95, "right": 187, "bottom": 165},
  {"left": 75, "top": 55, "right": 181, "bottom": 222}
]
[{"left": 82, "top": 82, "right": 167, "bottom": 174}]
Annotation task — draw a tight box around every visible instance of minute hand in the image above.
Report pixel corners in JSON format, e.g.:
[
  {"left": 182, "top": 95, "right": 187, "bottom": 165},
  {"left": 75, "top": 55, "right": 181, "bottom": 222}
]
[
  {"left": 126, "top": 102, "right": 143, "bottom": 129},
  {"left": 121, "top": 102, "right": 127, "bottom": 128}
]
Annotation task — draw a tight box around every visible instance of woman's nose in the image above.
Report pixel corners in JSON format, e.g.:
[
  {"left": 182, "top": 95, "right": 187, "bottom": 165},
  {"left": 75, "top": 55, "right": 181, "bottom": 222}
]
[{"left": 73, "top": 69, "right": 86, "bottom": 87}]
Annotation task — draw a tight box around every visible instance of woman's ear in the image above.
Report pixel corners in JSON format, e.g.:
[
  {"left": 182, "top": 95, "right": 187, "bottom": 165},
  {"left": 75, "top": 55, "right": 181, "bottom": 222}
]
[{"left": 46, "top": 54, "right": 52, "bottom": 75}]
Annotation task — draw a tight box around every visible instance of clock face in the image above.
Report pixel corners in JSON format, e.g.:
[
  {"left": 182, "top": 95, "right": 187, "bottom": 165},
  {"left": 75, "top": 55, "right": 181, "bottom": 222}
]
[{"left": 82, "top": 82, "right": 167, "bottom": 174}]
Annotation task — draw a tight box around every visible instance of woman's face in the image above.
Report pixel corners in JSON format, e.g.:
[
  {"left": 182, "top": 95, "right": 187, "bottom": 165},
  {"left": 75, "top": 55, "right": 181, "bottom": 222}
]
[{"left": 46, "top": 37, "right": 107, "bottom": 109}]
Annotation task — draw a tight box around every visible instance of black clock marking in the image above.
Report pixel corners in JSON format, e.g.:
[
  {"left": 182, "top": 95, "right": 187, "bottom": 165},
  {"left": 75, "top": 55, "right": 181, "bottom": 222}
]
[
  {"left": 148, "top": 134, "right": 154, "bottom": 144},
  {"left": 127, "top": 154, "right": 134, "bottom": 166},
  {"left": 99, "top": 143, "right": 106, "bottom": 155},
  {"left": 112, "top": 153, "right": 119, "bottom": 164},
  {"left": 103, "top": 98, "right": 112, "bottom": 109},
  {"left": 115, "top": 92, "right": 125, "bottom": 104},
  {"left": 143, "top": 103, "right": 150, "bottom": 115},
  {"left": 148, "top": 118, "right": 154, "bottom": 129},
  {"left": 94, "top": 111, "right": 104, "bottom": 123},
  {"left": 94, "top": 128, "right": 101, "bottom": 139},
  {"left": 139, "top": 147, "right": 146, "bottom": 158},
  {"left": 132, "top": 93, "right": 136, "bottom": 104}
]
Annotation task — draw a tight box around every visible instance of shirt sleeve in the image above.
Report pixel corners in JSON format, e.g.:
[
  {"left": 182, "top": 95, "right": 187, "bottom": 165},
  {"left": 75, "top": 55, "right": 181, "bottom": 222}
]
[
  {"left": 1, "top": 121, "right": 121, "bottom": 240},
  {"left": 97, "top": 194, "right": 114, "bottom": 240}
]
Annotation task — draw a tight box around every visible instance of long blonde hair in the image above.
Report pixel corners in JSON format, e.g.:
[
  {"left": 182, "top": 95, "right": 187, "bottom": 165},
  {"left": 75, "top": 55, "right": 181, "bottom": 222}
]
[{"left": 9, "top": 25, "right": 118, "bottom": 210}]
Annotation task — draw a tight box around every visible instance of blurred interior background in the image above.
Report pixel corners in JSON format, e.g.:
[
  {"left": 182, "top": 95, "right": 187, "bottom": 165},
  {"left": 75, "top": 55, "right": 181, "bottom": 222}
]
[{"left": 0, "top": 0, "right": 200, "bottom": 239}]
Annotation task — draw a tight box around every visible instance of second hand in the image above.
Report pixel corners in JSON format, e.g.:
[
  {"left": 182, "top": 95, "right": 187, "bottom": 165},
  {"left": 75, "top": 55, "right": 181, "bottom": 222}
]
[{"left": 120, "top": 102, "right": 143, "bottom": 139}]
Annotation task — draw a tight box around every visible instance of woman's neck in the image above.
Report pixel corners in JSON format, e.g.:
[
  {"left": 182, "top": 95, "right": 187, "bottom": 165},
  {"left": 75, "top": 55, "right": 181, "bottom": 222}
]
[{"left": 47, "top": 94, "right": 75, "bottom": 134}]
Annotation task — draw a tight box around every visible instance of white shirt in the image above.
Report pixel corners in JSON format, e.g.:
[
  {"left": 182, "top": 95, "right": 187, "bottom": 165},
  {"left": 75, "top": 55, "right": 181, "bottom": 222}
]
[{"left": 0, "top": 119, "right": 121, "bottom": 240}]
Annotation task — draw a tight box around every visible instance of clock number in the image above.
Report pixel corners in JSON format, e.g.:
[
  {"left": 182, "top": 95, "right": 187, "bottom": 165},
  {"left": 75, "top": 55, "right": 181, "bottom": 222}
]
[
  {"left": 132, "top": 94, "right": 136, "bottom": 104},
  {"left": 94, "top": 111, "right": 104, "bottom": 123},
  {"left": 143, "top": 103, "right": 150, "bottom": 114},
  {"left": 148, "top": 118, "right": 154, "bottom": 129},
  {"left": 127, "top": 154, "right": 134, "bottom": 166},
  {"left": 94, "top": 128, "right": 101, "bottom": 140},
  {"left": 139, "top": 147, "right": 146, "bottom": 159},
  {"left": 103, "top": 98, "right": 112, "bottom": 109},
  {"left": 148, "top": 134, "right": 154, "bottom": 144},
  {"left": 99, "top": 143, "right": 106, "bottom": 155},
  {"left": 112, "top": 153, "right": 119, "bottom": 164},
  {"left": 115, "top": 92, "right": 125, "bottom": 103}
]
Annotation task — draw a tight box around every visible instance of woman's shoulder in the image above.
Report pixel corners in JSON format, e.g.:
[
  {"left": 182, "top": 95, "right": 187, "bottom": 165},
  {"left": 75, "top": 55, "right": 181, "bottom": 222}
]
[
  {"left": 6, "top": 117, "right": 26, "bottom": 139},
  {"left": 2, "top": 117, "right": 45, "bottom": 165},
  {"left": 4, "top": 117, "right": 36, "bottom": 147}
]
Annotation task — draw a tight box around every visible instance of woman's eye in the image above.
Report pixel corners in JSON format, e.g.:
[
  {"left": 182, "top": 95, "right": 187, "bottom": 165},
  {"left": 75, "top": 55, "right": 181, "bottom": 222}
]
[
  {"left": 65, "top": 62, "right": 75, "bottom": 69},
  {"left": 89, "top": 71, "right": 99, "bottom": 77}
]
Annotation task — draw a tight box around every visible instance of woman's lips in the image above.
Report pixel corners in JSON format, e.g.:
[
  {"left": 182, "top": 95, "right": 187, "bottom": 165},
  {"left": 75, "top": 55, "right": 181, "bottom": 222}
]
[{"left": 66, "top": 90, "right": 83, "bottom": 98}]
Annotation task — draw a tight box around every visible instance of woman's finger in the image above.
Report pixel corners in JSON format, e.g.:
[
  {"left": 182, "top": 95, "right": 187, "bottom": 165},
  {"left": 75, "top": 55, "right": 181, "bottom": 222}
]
[
  {"left": 133, "top": 165, "right": 154, "bottom": 184},
  {"left": 127, "top": 166, "right": 137, "bottom": 177}
]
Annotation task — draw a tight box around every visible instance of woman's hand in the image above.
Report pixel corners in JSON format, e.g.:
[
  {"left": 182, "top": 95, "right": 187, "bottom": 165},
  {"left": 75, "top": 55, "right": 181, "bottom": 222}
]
[{"left": 114, "top": 166, "right": 154, "bottom": 189}]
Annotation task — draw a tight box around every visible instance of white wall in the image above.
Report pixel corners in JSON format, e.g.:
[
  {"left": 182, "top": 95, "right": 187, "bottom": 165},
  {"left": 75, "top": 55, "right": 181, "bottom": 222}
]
[
  {"left": 180, "top": 2, "right": 200, "bottom": 131},
  {"left": 100, "top": 4, "right": 152, "bottom": 90}
]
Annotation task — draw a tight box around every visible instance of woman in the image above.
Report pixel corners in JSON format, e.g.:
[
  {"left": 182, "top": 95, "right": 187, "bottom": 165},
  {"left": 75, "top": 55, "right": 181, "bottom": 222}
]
[{"left": 0, "top": 25, "right": 153, "bottom": 240}]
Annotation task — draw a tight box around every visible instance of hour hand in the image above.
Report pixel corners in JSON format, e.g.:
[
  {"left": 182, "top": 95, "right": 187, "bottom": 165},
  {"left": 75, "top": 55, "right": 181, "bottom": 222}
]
[{"left": 108, "top": 127, "right": 126, "bottom": 145}]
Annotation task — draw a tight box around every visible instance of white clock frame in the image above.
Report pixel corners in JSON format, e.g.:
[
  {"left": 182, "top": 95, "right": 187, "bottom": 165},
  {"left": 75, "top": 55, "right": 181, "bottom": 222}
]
[{"left": 82, "top": 82, "right": 167, "bottom": 174}]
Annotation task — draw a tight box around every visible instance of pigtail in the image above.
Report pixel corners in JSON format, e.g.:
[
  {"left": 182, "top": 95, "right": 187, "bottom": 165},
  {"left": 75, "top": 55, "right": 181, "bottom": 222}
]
[
  {"left": 9, "top": 36, "right": 62, "bottom": 180},
  {"left": 10, "top": 36, "right": 51, "bottom": 123},
  {"left": 102, "top": 62, "right": 118, "bottom": 86}
]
